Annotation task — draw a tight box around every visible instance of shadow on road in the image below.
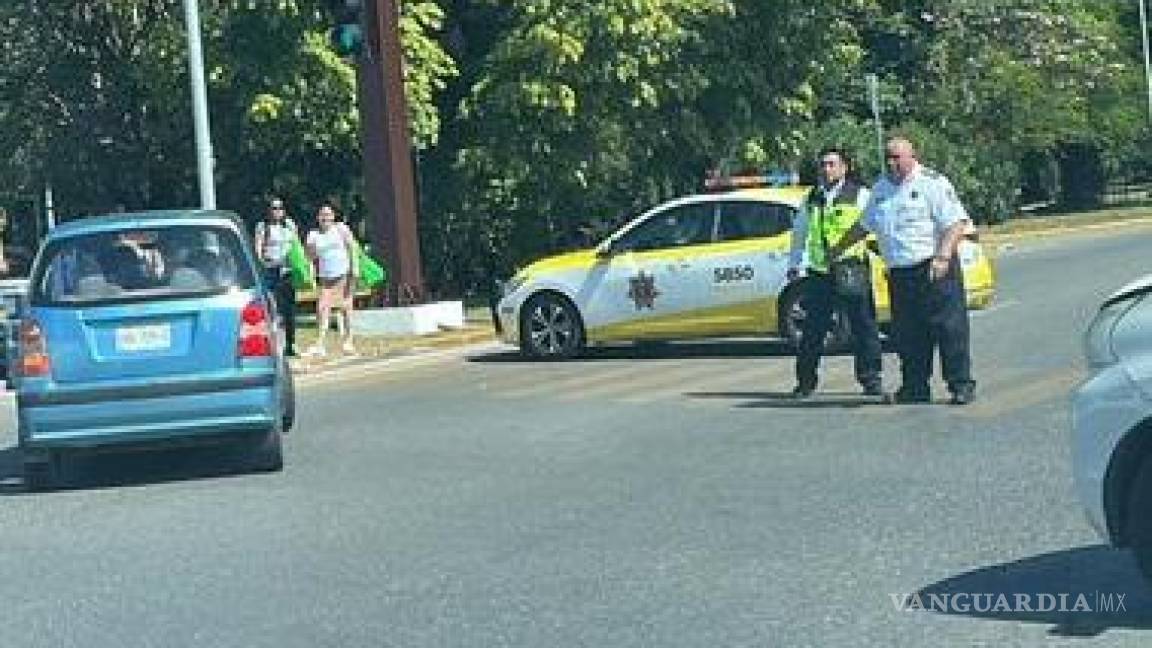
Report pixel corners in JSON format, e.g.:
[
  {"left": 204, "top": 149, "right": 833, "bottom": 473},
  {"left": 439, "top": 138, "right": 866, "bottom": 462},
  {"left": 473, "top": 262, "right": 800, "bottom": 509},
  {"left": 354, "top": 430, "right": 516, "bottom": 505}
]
[
  {"left": 686, "top": 390, "right": 890, "bottom": 409},
  {"left": 468, "top": 340, "right": 804, "bottom": 363},
  {"left": 0, "top": 443, "right": 271, "bottom": 495},
  {"left": 914, "top": 545, "right": 1152, "bottom": 637}
]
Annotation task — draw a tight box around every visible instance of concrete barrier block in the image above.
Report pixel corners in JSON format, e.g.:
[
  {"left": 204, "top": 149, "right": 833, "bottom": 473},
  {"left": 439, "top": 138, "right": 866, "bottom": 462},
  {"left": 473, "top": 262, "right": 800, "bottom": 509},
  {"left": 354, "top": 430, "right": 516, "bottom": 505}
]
[{"left": 349, "top": 300, "right": 465, "bottom": 336}]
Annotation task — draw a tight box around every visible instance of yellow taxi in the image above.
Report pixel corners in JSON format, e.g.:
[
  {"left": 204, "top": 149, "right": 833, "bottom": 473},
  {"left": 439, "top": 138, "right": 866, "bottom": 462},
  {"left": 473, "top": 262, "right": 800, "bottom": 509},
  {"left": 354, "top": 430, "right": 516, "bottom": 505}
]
[{"left": 495, "top": 180, "right": 996, "bottom": 358}]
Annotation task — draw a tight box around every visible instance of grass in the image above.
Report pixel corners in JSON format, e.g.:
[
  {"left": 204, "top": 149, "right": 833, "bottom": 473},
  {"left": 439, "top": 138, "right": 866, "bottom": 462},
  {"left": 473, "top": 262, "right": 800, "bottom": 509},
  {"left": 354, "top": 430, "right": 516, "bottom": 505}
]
[{"left": 981, "top": 203, "right": 1152, "bottom": 244}]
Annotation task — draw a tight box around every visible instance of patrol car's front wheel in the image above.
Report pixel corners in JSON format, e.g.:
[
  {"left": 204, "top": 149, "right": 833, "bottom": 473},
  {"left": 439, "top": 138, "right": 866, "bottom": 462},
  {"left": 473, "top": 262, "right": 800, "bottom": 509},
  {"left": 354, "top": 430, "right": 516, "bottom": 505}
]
[{"left": 520, "top": 292, "right": 585, "bottom": 360}]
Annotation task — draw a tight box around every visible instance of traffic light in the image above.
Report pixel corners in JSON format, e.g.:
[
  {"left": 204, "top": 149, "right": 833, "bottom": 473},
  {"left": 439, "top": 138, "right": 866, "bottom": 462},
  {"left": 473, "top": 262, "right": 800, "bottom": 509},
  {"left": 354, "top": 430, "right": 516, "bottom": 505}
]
[{"left": 329, "top": 0, "right": 364, "bottom": 57}]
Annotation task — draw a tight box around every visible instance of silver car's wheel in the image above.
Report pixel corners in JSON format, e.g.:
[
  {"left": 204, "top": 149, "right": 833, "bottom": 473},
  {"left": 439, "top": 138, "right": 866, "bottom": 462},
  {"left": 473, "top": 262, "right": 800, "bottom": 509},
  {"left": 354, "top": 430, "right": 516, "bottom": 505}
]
[
  {"left": 520, "top": 293, "right": 585, "bottom": 359},
  {"left": 1127, "top": 456, "right": 1152, "bottom": 583}
]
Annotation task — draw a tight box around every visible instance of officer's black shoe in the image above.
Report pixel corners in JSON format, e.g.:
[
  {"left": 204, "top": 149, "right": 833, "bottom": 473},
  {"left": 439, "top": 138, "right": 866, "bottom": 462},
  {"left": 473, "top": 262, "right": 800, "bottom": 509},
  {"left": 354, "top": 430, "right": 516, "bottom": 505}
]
[
  {"left": 949, "top": 385, "right": 975, "bottom": 406},
  {"left": 893, "top": 386, "right": 932, "bottom": 404},
  {"left": 861, "top": 382, "right": 884, "bottom": 397},
  {"left": 791, "top": 384, "right": 815, "bottom": 399}
]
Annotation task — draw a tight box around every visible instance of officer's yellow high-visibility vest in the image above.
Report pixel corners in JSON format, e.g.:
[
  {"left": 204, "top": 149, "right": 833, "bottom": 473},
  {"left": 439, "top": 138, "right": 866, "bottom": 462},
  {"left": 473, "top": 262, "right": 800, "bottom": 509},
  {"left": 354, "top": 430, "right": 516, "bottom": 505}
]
[{"left": 805, "top": 181, "right": 868, "bottom": 273}]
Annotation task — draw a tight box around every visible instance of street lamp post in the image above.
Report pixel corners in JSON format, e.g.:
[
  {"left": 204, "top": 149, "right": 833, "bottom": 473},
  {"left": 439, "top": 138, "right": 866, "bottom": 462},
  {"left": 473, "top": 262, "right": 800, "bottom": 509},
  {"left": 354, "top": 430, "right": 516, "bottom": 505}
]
[
  {"left": 866, "top": 73, "right": 884, "bottom": 172},
  {"left": 182, "top": 0, "right": 216, "bottom": 209},
  {"left": 1140, "top": 0, "right": 1152, "bottom": 124}
]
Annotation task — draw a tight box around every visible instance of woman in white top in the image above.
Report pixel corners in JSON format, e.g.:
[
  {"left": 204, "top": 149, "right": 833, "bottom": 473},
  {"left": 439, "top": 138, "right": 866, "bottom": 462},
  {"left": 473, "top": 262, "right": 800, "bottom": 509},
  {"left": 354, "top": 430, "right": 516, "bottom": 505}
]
[{"left": 304, "top": 204, "right": 360, "bottom": 356}]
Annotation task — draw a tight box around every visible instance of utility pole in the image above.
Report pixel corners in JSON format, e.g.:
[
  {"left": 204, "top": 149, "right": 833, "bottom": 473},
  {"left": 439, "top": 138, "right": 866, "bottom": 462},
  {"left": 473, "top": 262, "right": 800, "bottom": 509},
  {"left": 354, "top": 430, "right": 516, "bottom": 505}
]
[
  {"left": 359, "top": 0, "right": 424, "bottom": 304},
  {"left": 182, "top": 0, "right": 216, "bottom": 209},
  {"left": 866, "top": 73, "right": 884, "bottom": 172},
  {"left": 44, "top": 183, "right": 55, "bottom": 231}
]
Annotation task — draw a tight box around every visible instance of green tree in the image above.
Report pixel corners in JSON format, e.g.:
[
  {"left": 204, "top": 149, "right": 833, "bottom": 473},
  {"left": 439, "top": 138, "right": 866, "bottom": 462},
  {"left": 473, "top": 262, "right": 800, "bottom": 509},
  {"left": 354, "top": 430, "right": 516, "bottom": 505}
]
[
  {"left": 855, "top": 0, "right": 1146, "bottom": 219},
  {"left": 0, "top": 0, "right": 456, "bottom": 231}
]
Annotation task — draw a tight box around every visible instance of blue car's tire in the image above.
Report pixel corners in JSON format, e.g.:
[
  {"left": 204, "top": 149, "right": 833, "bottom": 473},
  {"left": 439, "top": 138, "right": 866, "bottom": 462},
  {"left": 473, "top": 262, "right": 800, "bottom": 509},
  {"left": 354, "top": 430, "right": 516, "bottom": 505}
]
[
  {"left": 246, "top": 426, "right": 284, "bottom": 473},
  {"left": 23, "top": 451, "right": 61, "bottom": 492},
  {"left": 281, "top": 366, "right": 296, "bottom": 433}
]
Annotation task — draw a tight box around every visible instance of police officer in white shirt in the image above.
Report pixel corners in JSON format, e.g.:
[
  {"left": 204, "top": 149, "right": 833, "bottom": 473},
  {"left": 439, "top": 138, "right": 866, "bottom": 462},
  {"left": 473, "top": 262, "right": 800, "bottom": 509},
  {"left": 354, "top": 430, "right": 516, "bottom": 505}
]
[{"left": 828, "top": 137, "right": 975, "bottom": 405}]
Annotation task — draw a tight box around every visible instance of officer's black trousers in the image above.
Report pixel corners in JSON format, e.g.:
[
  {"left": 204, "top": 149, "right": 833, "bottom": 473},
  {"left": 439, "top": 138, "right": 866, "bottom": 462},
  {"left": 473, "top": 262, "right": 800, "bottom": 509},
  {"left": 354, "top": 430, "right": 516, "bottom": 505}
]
[
  {"left": 795, "top": 270, "right": 882, "bottom": 390},
  {"left": 264, "top": 267, "right": 297, "bottom": 353},
  {"left": 886, "top": 257, "right": 974, "bottom": 395}
]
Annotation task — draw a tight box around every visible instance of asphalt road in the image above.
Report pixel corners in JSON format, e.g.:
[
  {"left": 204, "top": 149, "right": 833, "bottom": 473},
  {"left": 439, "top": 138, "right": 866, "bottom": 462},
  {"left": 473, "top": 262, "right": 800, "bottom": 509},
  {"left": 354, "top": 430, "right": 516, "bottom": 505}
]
[{"left": 1, "top": 226, "right": 1152, "bottom": 647}]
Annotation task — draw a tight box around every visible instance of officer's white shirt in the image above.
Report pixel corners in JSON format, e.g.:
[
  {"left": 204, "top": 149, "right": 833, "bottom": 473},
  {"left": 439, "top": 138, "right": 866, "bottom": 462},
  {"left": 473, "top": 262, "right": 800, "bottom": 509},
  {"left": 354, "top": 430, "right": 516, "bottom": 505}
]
[
  {"left": 860, "top": 164, "right": 969, "bottom": 268},
  {"left": 788, "top": 180, "right": 871, "bottom": 270}
]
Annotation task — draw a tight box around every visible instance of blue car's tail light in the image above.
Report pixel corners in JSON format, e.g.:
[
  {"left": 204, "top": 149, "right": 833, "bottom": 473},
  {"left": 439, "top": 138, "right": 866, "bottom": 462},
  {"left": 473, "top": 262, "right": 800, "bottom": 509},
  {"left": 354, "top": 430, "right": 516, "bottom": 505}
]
[
  {"left": 19, "top": 319, "right": 51, "bottom": 377},
  {"left": 238, "top": 300, "right": 272, "bottom": 358}
]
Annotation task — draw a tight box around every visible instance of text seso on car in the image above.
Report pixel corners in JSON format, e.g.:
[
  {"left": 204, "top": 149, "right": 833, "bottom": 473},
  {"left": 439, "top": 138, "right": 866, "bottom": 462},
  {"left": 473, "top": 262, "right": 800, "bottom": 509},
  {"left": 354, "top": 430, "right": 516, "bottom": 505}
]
[
  {"left": 494, "top": 183, "right": 996, "bottom": 359},
  {"left": 12, "top": 210, "right": 294, "bottom": 489}
]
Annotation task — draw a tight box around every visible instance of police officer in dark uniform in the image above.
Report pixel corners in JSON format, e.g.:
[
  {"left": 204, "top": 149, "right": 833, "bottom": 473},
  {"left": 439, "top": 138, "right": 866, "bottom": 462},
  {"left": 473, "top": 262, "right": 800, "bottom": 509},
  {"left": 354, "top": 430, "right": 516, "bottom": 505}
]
[
  {"left": 786, "top": 147, "right": 882, "bottom": 398},
  {"left": 828, "top": 137, "right": 975, "bottom": 405}
]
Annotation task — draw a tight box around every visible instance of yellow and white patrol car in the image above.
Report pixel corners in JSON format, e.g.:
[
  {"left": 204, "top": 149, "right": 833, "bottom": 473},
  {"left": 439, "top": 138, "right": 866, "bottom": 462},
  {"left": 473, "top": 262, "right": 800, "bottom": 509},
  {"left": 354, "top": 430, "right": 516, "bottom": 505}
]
[{"left": 495, "top": 181, "right": 996, "bottom": 358}]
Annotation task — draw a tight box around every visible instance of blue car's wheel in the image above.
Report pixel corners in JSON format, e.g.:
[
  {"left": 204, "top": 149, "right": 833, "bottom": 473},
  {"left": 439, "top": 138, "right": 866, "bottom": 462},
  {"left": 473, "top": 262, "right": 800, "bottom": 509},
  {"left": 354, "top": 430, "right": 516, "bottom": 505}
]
[
  {"left": 281, "top": 365, "right": 296, "bottom": 433},
  {"left": 245, "top": 426, "right": 284, "bottom": 473},
  {"left": 23, "top": 451, "right": 61, "bottom": 492}
]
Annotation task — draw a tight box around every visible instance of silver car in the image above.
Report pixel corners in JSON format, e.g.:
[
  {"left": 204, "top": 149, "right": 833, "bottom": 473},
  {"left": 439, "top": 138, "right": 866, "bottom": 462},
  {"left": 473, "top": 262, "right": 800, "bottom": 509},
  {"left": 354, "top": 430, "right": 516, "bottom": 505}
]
[{"left": 1072, "top": 275, "right": 1152, "bottom": 581}]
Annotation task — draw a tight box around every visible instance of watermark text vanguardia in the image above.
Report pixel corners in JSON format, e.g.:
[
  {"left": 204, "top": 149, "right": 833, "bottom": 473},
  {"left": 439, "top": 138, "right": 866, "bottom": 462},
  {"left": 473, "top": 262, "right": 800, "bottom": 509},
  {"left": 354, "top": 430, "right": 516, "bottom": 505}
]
[{"left": 890, "top": 592, "right": 1127, "bottom": 614}]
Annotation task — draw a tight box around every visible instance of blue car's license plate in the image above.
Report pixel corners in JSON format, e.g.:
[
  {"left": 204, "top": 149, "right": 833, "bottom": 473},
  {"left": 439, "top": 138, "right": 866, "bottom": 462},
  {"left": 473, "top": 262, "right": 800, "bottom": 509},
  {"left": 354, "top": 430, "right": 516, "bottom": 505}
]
[{"left": 115, "top": 323, "right": 172, "bottom": 352}]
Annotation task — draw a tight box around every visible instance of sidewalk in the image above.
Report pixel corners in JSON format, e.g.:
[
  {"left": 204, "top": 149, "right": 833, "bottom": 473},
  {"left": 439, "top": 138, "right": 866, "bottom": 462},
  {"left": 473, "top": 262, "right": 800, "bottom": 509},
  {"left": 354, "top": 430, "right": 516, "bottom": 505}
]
[{"left": 288, "top": 319, "right": 499, "bottom": 379}]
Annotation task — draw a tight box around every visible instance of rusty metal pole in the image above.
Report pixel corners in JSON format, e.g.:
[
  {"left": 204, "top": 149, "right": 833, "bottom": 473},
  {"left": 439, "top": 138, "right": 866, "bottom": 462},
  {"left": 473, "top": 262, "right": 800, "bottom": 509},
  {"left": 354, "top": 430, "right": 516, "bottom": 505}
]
[{"left": 358, "top": 0, "right": 424, "bottom": 304}]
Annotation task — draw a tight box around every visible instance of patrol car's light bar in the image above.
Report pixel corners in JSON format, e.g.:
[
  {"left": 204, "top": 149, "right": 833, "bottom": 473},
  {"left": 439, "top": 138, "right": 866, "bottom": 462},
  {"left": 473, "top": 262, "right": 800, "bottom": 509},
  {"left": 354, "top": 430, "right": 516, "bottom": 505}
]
[{"left": 704, "top": 171, "right": 799, "bottom": 191}]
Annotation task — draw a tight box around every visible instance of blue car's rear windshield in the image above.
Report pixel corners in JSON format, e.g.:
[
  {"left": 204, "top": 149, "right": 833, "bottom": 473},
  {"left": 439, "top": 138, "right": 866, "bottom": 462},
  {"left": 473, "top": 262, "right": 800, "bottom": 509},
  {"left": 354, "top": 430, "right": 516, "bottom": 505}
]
[{"left": 31, "top": 224, "right": 256, "bottom": 306}]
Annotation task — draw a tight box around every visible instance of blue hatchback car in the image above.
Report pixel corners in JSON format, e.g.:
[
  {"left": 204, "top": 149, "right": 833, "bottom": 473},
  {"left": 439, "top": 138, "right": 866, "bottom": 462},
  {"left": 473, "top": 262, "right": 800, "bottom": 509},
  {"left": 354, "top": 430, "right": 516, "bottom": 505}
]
[{"left": 12, "top": 210, "right": 294, "bottom": 488}]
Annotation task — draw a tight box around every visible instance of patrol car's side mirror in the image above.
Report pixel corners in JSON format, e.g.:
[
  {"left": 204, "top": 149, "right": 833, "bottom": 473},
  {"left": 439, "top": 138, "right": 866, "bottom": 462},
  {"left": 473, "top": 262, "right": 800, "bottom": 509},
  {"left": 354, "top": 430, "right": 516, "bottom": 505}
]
[{"left": 595, "top": 241, "right": 616, "bottom": 258}]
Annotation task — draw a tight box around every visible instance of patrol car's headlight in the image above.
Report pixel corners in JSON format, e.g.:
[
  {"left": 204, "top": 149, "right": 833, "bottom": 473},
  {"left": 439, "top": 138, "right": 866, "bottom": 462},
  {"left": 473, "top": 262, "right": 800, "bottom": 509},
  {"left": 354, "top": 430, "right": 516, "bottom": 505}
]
[{"left": 1085, "top": 296, "right": 1139, "bottom": 369}]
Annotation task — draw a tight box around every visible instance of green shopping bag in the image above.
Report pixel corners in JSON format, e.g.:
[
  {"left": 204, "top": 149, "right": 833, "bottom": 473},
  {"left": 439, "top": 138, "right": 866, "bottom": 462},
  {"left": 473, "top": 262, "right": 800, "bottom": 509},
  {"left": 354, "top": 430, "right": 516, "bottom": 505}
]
[
  {"left": 353, "top": 240, "right": 388, "bottom": 290},
  {"left": 286, "top": 236, "right": 316, "bottom": 291}
]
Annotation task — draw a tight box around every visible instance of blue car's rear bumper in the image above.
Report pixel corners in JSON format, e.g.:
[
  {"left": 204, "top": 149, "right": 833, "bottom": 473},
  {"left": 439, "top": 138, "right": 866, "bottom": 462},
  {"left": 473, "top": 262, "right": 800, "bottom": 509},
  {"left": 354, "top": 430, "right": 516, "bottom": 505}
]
[{"left": 18, "top": 371, "right": 279, "bottom": 449}]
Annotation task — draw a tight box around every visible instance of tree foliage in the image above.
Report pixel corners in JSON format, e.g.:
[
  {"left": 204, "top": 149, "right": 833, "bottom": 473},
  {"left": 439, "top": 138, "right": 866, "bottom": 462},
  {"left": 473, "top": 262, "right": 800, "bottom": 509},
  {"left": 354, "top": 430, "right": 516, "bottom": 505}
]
[{"left": 0, "top": 0, "right": 1147, "bottom": 292}]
